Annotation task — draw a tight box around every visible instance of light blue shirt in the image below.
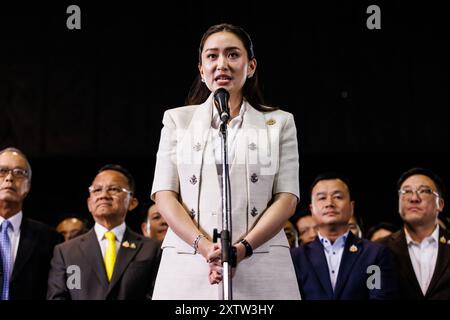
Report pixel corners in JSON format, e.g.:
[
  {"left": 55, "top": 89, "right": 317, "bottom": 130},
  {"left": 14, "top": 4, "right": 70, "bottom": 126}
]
[
  {"left": 318, "top": 230, "right": 350, "bottom": 291},
  {"left": 0, "top": 211, "right": 22, "bottom": 275}
]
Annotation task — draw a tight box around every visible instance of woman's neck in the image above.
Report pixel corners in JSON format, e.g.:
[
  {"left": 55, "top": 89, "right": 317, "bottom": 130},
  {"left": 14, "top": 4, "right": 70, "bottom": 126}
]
[{"left": 228, "top": 93, "right": 243, "bottom": 119}]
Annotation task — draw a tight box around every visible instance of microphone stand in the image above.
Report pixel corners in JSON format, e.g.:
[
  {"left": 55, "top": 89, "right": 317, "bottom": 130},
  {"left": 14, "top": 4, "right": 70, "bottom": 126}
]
[{"left": 213, "top": 115, "right": 234, "bottom": 300}]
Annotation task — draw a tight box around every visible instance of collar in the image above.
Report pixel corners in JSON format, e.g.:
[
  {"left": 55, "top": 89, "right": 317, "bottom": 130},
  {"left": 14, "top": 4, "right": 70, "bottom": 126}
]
[
  {"left": 211, "top": 94, "right": 248, "bottom": 129},
  {"left": 318, "top": 230, "right": 350, "bottom": 249},
  {"left": 0, "top": 211, "right": 23, "bottom": 235},
  {"left": 405, "top": 224, "right": 439, "bottom": 246},
  {"left": 94, "top": 222, "right": 126, "bottom": 243}
]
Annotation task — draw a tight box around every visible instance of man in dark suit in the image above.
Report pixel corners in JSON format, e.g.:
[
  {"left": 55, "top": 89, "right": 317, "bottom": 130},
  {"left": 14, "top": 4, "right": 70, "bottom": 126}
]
[
  {"left": 291, "top": 172, "right": 398, "bottom": 300},
  {"left": 0, "top": 147, "right": 62, "bottom": 300},
  {"left": 379, "top": 167, "right": 450, "bottom": 300},
  {"left": 47, "top": 164, "right": 161, "bottom": 300}
]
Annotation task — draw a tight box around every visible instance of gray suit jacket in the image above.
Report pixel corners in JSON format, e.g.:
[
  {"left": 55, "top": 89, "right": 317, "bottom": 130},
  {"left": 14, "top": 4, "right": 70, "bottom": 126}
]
[{"left": 47, "top": 227, "right": 161, "bottom": 300}]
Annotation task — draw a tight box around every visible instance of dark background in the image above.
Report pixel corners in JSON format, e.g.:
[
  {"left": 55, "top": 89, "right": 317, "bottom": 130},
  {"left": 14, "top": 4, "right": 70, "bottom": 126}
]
[{"left": 0, "top": 1, "right": 449, "bottom": 234}]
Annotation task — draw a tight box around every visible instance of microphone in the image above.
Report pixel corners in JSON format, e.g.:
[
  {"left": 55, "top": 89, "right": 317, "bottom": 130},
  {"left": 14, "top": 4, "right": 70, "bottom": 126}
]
[{"left": 213, "top": 88, "right": 230, "bottom": 122}]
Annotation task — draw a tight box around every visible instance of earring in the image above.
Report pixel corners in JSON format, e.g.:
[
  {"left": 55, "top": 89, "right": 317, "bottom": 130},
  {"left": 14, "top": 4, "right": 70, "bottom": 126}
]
[
  {"left": 247, "top": 74, "right": 253, "bottom": 79},
  {"left": 201, "top": 78, "right": 205, "bottom": 82}
]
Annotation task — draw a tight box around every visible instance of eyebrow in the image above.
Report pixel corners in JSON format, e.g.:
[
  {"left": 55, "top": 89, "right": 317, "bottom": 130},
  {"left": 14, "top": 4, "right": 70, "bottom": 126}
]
[
  {"left": 204, "top": 46, "right": 242, "bottom": 52},
  {"left": 401, "top": 184, "right": 433, "bottom": 189},
  {"left": 315, "top": 190, "right": 345, "bottom": 196}
]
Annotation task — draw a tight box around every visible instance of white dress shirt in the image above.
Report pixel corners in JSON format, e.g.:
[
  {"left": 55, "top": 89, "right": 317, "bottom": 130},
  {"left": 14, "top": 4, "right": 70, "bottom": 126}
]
[
  {"left": 0, "top": 211, "right": 22, "bottom": 276},
  {"left": 405, "top": 225, "right": 439, "bottom": 295},
  {"left": 318, "top": 231, "right": 349, "bottom": 291},
  {"left": 211, "top": 99, "right": 247, "bottom": 173},
  {"left": 94, "top": 222, "right": 126, "bottom": 258}
]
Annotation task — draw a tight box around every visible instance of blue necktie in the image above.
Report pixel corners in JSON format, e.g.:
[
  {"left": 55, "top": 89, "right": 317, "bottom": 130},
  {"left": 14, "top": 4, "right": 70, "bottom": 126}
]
[{"left": 0, "top": 220, "right": 12, "bottom": 300}]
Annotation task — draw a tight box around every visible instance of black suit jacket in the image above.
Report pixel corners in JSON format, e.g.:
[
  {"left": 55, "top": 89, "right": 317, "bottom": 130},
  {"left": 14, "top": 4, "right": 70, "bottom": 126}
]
[
  {"left": 291, "top": 232, "right": 399, "bottom": 300},
  {"left": 4, "top": 218, "right": 63, "bottom": 300},
  {"left": 379, "top": 227, "right": 450, "bottom": 300},
  {"left": 47, "top": 227, "right": 161, "bottom": 300}
]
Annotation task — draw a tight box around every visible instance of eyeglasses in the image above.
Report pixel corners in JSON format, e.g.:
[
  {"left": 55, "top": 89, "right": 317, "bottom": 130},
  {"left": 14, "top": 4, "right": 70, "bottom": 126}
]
[
  {"left": 0, "top": 166, "right": 29, "bottom": 179},
  {"left": 398, "top": 187, "right": 439, "bottom": 200},
  {"left": 88, "top": 185, "right": 132, "bottom": 196}
]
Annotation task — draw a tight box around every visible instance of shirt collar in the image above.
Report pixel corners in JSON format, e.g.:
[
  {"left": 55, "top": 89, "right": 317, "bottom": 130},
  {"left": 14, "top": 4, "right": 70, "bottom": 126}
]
[
  {"left": 405, "top": 224, "right": 439, "bottom": 246},
  {"left": 94, "top": 222, "right": 126, "bottom": 243},
  {"left": 318, "top": 230, "right": 350, "bottom": 249},
  {"left": 211, "top": 97, "right": 247, "bottom": 129},
  {"left": 0, "top": 211, "right": 23, "bottom": 235}
]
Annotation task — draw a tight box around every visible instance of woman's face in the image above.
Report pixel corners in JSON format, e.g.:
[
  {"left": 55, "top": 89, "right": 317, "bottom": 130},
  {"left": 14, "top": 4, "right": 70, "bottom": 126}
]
[{"left": 199, "top": 31, "right": 256, "bottom": 98}]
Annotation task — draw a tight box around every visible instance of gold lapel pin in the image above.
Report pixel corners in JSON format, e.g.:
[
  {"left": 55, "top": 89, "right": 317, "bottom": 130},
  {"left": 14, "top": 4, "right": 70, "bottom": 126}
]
[
  {"left": 447, "top": 240, "right": 450, "bottom": 245},
  {"left": 349, "top": 245, "right": 358, "bottom": 253},
  {"left": 266, "top": 119, "right": 276, "bottom": 125},
  {"left": 440, "top": 236, "right": 446, "bottom": 244},
  {"left": 122, "top": 241, "right": 130, "bottom": 248},
  {"left": 130, "top": 243, "right": 136, "bottom": 249}
]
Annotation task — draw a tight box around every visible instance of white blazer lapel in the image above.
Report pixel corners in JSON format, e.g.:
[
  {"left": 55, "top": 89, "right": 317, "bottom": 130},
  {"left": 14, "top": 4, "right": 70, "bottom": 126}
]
[
  {"left": 178, "top": 95, "right": 220, "bottom": 224},
  {"left": 240, "top": 103, "right": 277, "bottom": 250}
]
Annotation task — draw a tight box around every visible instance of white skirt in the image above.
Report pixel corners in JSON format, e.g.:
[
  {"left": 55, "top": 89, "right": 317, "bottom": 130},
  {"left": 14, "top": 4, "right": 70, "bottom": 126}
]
[{"left": 152, "top": 245, "right": 301, "bottom": 300}]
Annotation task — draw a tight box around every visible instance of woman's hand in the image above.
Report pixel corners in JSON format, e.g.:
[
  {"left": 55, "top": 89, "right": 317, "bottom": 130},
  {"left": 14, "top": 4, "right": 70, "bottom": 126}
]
[
  {"left": 206, "top": 243, "right": 222, "bottom": 284},
  {"left": 207, "top": 242, "right": 248, "bottom": 285}
]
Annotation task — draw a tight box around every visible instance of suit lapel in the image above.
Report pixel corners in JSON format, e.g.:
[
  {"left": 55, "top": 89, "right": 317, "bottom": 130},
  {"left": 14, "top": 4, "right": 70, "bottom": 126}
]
[
  {"left": 79, "top": 229, "right": 109, "bottom": 289},
  {"left": 333, "top": 232, "right": 362, "bottom": 298},
  {"left": 180, "top": 94, "right": 216, "bottom": 225},
  {"left": 426, "top": 227, "right": 450, "bottom": 297},
  {"left": 393, "top": 230, "right": 424, "bottom": 298},
  {"left": 307, "top": 238, "right": 334, "bottom": 298},
  {"left": 11, "top": 218, "right": 37, "bottom": 282},
  {"left": 106, "top": 228, "right": 141, "bottom": 296}
]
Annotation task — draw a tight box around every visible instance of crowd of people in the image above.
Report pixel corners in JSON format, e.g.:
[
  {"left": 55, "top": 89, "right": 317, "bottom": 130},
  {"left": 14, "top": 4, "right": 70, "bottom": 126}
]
[{"left": 1, "top": 22, "right": 449, "bottom": 300}]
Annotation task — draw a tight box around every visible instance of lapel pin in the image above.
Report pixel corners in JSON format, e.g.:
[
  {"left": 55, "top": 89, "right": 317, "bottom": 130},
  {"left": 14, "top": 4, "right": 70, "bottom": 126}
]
[
  {"left": 266, "top": 119, "right": 276, "bottom": 126},
  {"left": 122, "top": 241, "right": 130, "bottom": 248},
  {"left": 130, "top": 243, "right": 136, "bottom": 249},
  {"left": 349, "top": 245, "right": 358, "bottom": 253},
  {"left": 447, "top": 240, "right": 450, "bottom": 245},
  {"left": 440, "top": 236, "right": 446, "bottom": 244}
]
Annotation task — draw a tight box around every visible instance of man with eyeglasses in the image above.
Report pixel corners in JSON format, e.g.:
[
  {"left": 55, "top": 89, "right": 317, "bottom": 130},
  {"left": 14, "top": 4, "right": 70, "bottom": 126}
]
[
  {"left": 47, "top": 164, "right": 161, "bottom": 299},
  {"left": 380, "top": 167, "right": 450, "bottom": 300},
  {"left": 0, "top": 147, "right": 63, "bottom": 300}
]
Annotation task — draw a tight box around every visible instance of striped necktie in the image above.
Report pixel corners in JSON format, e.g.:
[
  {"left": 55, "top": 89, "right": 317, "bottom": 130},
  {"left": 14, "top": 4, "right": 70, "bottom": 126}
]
[{"left": 0, "top": 220, "right": 12, "bottom": 300}]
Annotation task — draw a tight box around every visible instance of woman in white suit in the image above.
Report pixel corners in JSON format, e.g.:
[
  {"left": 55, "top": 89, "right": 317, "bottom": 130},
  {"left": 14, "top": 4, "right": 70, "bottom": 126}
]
[{"left": 151, "top": 23, "right": 301, "bottom": 299}]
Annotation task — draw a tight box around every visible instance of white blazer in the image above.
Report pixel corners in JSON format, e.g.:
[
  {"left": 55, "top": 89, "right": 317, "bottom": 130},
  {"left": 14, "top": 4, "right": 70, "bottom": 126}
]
[{"left": 151, "top": 94, "right": 301, "bottom": 299}]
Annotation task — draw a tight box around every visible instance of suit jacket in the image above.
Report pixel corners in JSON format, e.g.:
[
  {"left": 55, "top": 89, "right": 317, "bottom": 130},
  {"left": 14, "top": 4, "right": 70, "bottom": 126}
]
[
  {"left": 47, "top": 227, "right": 161, "bottom": 300},
  {"left": 150, "top": 95, "right": 301, "bottom": 299},
  {"left": 379, "top": 227, "right": 450, "bottom": 300},
  {"left": 6, "top": 218, "right": 63, "bottom": 300},
  {"left": 291, "top": 232, "right": 399, "bottom": 300}
]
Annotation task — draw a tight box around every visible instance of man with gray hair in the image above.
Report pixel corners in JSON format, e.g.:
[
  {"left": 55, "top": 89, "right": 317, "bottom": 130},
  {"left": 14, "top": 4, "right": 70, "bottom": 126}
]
[{"left": 0, "top": 147, "right": 63, "bottom": 300}]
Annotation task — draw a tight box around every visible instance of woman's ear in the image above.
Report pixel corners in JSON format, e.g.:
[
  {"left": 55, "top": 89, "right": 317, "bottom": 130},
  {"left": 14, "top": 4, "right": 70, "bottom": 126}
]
[{"left": 247, "top": 58, "right": 257, "bottom": 78}]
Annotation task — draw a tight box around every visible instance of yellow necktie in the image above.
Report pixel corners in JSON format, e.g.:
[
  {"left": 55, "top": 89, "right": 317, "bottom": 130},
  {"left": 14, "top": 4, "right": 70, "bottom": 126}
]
[{"left": 104, "top": 231, "right": 116, "bottom": 282}]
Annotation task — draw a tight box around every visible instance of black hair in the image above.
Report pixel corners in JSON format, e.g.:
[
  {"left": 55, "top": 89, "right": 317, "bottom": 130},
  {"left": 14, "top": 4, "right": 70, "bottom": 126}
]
[
  {"left": 138, "top": 200, "right": 156, "bottom": 224},
  {"left": 55, "top": 213, "right": 90, "bottom": 231},
  {"left": 186, "top": 23, "right": 276, "bottom": 112},
  {"left": 98, "top": 164, "right": 136, "bottom": 194},
  {"left": 310, "top": 172, "right": 353, "bottom": 200},
  {"left": 397, "top": 167, "right": 445, "bottom": 198},
  {"left": 365, "top": 222, "right": 398, "bottom": 241}
]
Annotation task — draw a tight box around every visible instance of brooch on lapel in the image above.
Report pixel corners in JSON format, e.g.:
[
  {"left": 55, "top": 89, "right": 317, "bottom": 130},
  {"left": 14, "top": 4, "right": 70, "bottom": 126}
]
[
  {"left": 266, "top": 119, "right": 276, "bottom": 126},
  {"left": 122, "top": 241, "right": 136, "bottom": 249},
  {"left": 440, "top": 236, "right": 447, "bottom": 244},
  {"left": 349, "top": 245, "right": 358, "bottom": 253}
]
